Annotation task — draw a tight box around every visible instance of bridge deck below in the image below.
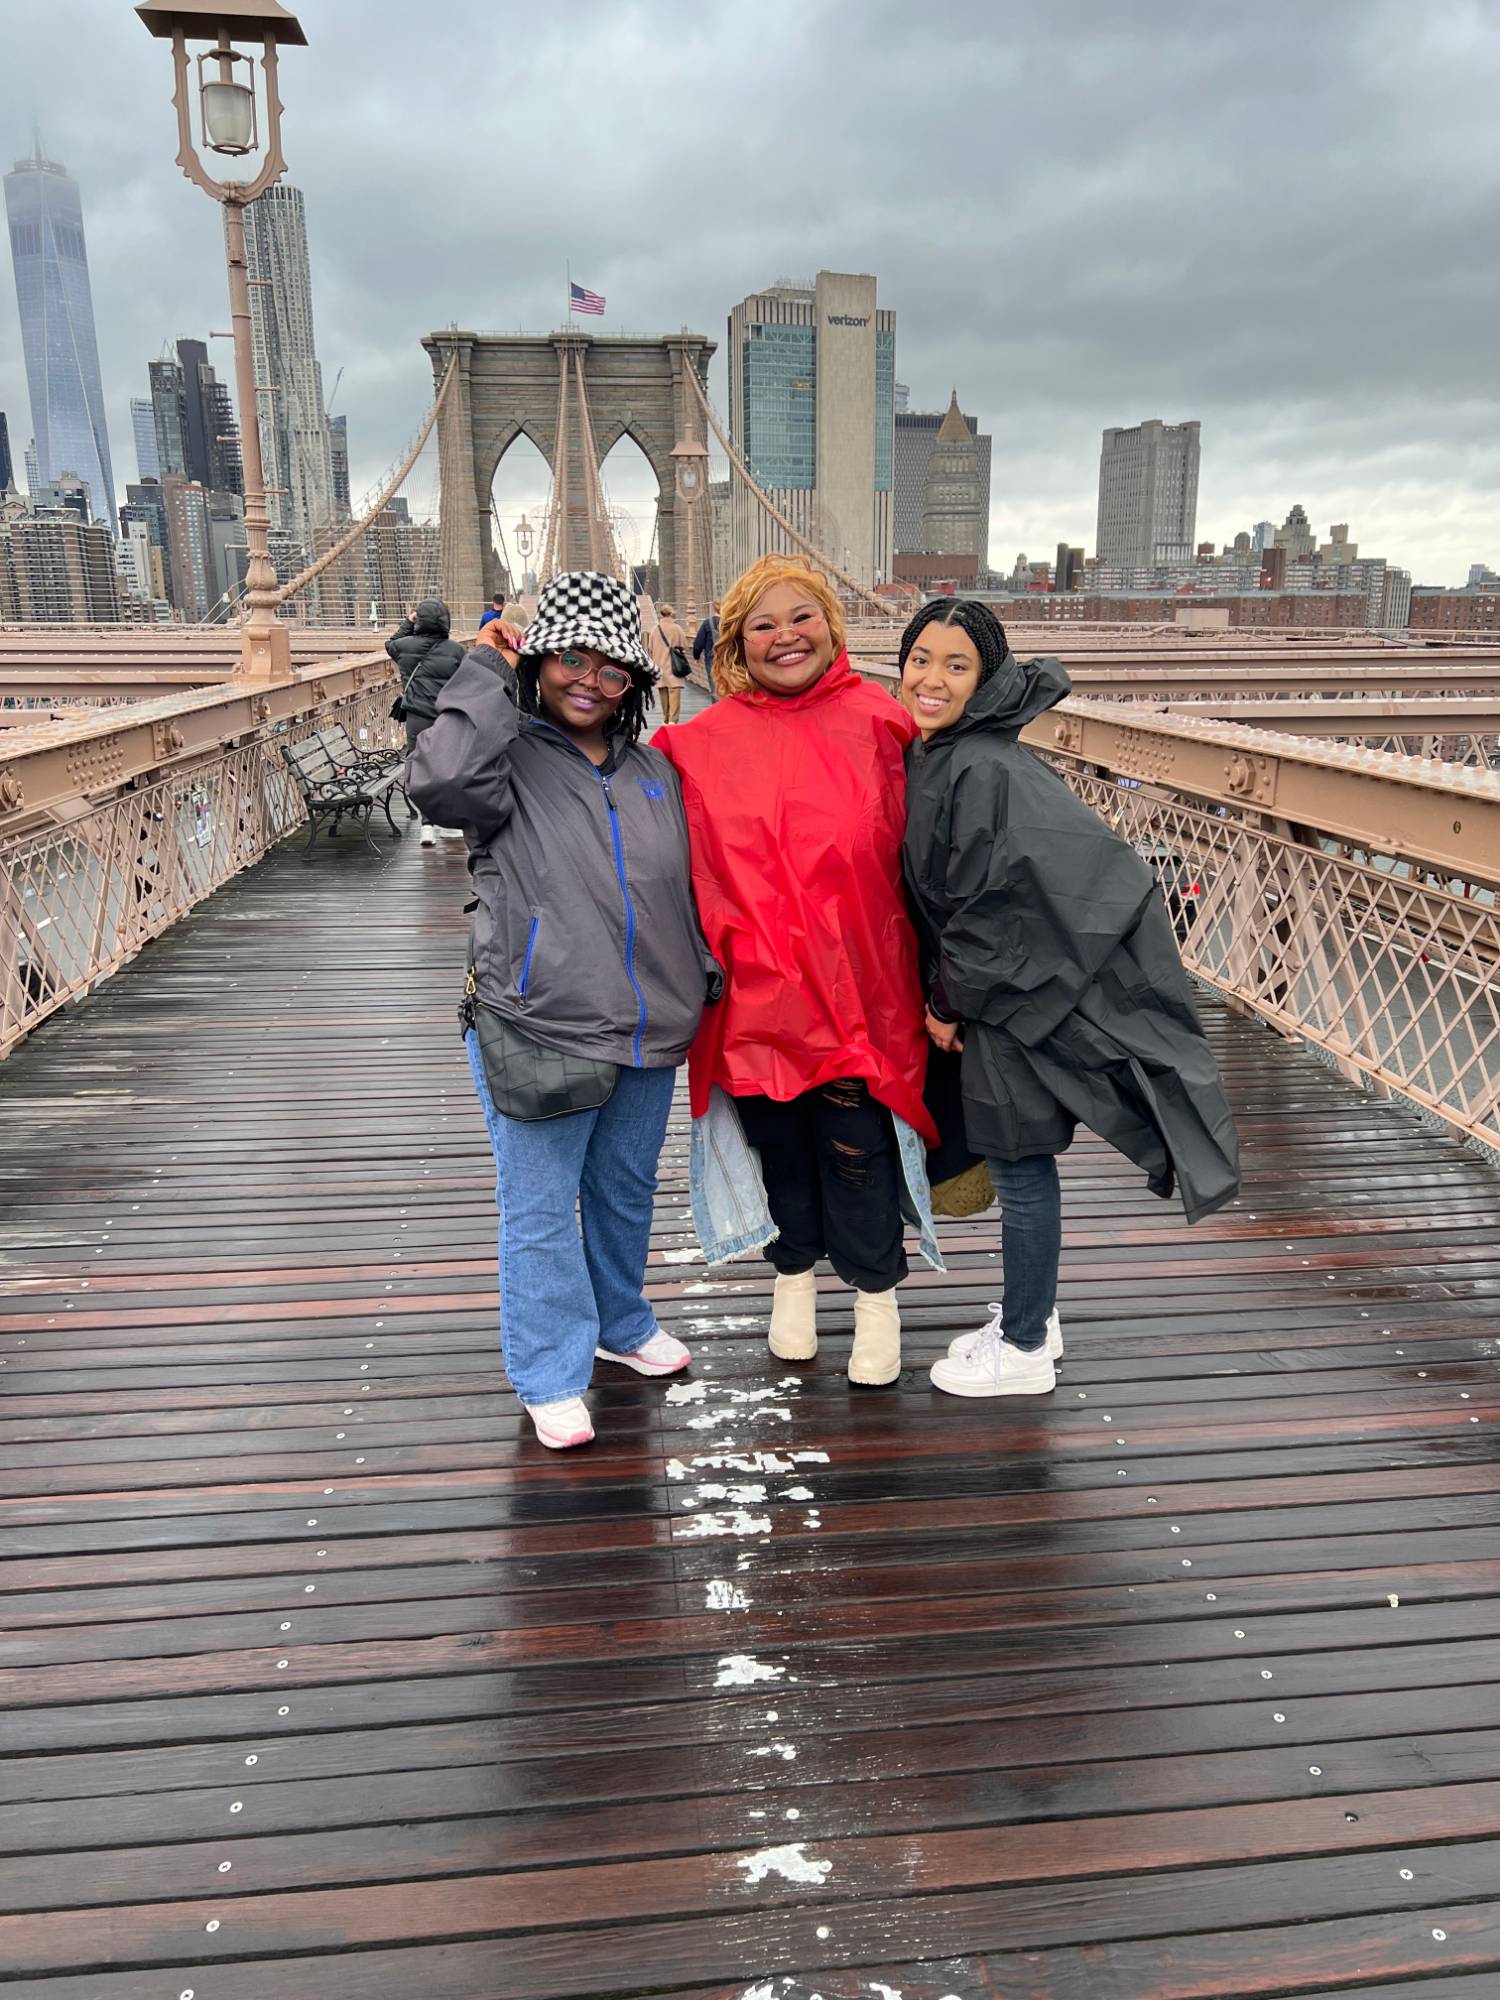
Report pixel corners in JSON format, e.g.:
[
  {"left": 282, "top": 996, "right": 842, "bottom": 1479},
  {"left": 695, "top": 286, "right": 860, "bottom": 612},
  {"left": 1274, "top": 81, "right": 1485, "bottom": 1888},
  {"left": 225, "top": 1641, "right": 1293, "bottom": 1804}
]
[{"left": 2, "top": 828, "right": 1499, "bottom": 1998}]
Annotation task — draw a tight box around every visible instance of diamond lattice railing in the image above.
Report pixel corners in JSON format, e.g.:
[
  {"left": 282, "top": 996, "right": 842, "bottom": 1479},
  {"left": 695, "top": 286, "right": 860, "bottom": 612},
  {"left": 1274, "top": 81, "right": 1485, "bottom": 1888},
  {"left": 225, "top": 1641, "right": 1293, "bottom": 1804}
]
[
  {"left": 1, "top": 689, "right": 397, "bottom": 1058},
  {"left": 1056, "top": 765, "right": 1500, "bottom": 1155}
]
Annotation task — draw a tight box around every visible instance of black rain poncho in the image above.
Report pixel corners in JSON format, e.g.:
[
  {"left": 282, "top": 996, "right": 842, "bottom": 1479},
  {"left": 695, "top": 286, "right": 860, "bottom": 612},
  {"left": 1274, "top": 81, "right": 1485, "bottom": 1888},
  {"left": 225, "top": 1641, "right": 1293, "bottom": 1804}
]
[{"left": 903, "top": 652, "right": 1241, "bottom": 1224}]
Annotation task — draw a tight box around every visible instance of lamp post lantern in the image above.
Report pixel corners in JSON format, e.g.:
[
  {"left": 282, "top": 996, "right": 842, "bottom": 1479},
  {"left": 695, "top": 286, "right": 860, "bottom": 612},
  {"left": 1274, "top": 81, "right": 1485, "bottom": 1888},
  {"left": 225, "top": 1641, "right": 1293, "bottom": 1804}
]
[{"left": 137, "top": 0, "right": 307, "bottom": 683}]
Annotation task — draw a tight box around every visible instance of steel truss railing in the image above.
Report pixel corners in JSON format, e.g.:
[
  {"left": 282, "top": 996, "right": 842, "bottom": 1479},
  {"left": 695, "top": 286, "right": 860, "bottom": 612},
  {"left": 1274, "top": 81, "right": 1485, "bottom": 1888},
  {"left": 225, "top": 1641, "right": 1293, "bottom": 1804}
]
[
  {"left": 1050, "top": 763, "right": 1500, "bottom": 1158},
  {"left": 1, "top": 686, "right": 397, "bottom": 1059}
]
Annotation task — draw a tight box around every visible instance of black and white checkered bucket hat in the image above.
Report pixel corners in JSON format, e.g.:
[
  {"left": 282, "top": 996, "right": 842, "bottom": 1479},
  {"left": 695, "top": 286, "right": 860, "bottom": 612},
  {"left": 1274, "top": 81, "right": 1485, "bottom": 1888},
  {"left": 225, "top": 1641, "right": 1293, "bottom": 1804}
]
[{"left": 517, "top": 571, "right": 658, "bottom": 682}]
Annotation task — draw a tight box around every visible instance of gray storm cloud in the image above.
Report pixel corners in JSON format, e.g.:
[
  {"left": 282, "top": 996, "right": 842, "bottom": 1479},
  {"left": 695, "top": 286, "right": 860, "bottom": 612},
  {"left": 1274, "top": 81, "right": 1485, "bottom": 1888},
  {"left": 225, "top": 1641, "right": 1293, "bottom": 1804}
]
[{"left": 2, "top": 0, "right": 1495, "bottom": 581}]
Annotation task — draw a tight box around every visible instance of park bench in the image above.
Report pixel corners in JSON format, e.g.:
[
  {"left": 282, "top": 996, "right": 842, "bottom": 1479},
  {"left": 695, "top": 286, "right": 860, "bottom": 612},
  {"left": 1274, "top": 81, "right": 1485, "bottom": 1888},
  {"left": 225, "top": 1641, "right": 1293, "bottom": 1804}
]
[{"left": 281, "top": 724, "right": 413, "bottom": 855}]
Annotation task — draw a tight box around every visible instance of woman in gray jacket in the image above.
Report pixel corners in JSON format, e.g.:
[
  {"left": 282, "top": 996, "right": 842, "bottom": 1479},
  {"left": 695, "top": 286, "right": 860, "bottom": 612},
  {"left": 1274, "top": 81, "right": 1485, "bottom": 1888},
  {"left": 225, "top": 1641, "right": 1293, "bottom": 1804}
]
[{"left": 408, "top": 572, "right": 721, "bottom": 1449}]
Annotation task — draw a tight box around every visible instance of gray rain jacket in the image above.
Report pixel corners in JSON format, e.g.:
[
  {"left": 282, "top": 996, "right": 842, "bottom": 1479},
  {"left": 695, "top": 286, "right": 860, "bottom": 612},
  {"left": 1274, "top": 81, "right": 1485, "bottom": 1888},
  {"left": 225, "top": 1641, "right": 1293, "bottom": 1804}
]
[
  {"left": 406, "top": 648, "right": 722, "bottom": 1069},
  {"left": 903, "top": 652, "right": 1241, "bottom": 1224}
]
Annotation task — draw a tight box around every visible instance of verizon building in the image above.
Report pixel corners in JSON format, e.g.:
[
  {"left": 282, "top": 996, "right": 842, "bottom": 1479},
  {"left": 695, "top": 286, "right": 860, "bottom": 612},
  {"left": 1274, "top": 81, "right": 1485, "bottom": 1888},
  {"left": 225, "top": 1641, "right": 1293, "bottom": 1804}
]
[{"left": 727, "top": 272, "right": 894, "bottom": 586}]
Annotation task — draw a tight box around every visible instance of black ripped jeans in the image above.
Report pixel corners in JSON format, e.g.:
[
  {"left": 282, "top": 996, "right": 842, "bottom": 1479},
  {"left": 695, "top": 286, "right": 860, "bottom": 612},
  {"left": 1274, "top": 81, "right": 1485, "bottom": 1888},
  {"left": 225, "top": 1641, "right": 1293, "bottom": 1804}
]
[{"left": 736, "top": 1079, "right": 908, "bottom": 1293}]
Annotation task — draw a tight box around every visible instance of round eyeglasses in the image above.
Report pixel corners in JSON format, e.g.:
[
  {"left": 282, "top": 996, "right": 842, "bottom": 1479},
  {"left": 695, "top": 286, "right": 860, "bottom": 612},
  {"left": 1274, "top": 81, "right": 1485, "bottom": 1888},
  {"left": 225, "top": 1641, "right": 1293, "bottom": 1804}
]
[{"left": 556, "top": 649, "right": 632, "bottom": 696}]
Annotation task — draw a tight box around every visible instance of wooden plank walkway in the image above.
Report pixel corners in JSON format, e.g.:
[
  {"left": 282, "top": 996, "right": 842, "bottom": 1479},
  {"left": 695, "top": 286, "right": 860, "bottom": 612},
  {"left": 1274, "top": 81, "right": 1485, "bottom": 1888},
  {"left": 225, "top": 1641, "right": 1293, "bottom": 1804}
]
[{"left": 1, "top": 818, "right": 1499, "bottom": 1999}]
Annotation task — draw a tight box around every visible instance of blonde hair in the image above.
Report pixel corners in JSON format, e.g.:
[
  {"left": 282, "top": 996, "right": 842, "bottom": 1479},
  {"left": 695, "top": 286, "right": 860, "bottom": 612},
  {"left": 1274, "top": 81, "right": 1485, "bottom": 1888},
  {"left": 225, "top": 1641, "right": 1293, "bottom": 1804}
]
[{"left": 712, "top": 556, "right": 847, "bottom": 699}]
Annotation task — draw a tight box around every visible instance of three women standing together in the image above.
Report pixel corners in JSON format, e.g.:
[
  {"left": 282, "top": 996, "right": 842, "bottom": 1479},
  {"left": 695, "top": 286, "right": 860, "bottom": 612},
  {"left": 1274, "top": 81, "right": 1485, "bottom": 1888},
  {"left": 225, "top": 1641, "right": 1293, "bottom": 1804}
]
[{"left": 409, "top": 560, "right": 1239, "bottom": 1448}]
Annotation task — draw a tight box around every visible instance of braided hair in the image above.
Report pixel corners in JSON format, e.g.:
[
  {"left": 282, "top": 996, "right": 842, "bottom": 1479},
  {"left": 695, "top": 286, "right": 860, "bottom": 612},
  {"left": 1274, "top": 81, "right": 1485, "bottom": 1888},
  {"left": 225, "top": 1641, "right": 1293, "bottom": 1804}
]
[
  {"left": 515, "top": 658, "right": 655, "bottom": 746},
  {"left": 896, "top": 598, "right": 1011, "bottom": 685}
]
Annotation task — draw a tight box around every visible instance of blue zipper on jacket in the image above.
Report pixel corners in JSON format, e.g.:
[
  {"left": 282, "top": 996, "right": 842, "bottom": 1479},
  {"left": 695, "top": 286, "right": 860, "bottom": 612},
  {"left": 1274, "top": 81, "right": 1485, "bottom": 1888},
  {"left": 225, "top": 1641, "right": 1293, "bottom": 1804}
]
[
  {"left": 518, "top": 915, "right": 539, "bottom": 997},
  {"left": 600, "top": 769, "right": 648, "bottom": 1066},
  {"left": 526, "top": 720, "right": 648, "bottom": 1066}
]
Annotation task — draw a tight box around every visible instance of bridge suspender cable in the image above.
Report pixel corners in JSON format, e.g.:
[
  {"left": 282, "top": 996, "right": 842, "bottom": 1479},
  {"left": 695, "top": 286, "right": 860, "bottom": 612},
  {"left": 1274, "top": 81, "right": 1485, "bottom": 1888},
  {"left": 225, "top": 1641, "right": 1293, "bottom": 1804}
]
[
  {"left": 680, "top": 363, "right": 903, "bottom": 623},
  {"left": 270, "top": 355, "right": 460, "bottom": 610}
]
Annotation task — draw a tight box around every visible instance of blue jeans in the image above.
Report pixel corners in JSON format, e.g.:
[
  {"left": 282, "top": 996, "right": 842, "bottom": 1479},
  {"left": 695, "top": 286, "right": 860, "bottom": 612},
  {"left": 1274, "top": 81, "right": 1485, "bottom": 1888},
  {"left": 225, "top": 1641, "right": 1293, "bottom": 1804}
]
[
  {"left": 988, "top": 1154, "right": 1062, "bottom": 1351},
  {"left": 465, "top": 1031, "right": 676, "bottom": 1404}
]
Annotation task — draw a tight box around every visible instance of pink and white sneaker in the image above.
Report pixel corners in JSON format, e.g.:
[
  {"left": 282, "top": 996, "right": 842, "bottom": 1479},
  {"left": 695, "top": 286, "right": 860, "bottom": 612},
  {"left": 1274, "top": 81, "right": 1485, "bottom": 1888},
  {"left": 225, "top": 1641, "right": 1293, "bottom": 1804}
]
[
  {"left": 522, "top": 1396, "right": 595, "bottom": 1449},
  {"left": 595, "top": 1329, "right": 692, "bottom": 1376}
]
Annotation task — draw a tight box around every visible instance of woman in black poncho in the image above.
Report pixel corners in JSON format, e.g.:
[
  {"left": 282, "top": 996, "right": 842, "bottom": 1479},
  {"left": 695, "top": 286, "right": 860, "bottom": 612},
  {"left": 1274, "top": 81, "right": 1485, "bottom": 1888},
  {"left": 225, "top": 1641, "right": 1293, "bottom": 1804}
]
[{"left": 900, "top": 598, "right": 1241, "bottom": 1399}]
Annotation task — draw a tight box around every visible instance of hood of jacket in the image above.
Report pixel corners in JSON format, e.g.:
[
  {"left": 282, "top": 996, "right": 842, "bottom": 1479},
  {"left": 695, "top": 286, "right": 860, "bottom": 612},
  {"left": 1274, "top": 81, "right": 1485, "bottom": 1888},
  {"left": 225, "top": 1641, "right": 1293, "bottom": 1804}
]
[
  {"left": 934, "top": 652, "right": 1071, "bottom": 741},
  {"left": 412, "top": 599, "right": 451, "bottom": 637}
]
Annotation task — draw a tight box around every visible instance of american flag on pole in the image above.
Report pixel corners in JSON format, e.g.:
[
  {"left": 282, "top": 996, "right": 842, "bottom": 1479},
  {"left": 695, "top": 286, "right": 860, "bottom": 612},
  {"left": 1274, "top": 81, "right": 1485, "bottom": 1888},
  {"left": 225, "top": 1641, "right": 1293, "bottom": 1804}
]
[{"left": 570, "top": 281, "right": 606, "bottom": 317}]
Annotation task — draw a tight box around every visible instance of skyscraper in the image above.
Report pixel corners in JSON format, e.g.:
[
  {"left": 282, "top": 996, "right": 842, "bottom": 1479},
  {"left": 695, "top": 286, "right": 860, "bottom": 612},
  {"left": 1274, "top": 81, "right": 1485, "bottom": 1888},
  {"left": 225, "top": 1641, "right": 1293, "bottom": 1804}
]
[
  {"left": 5, "top": 138, "right": 116, "bottom": 531},
  {"left": 0, "top": 410, "right": 13, "bottom": 491},
  {"left": 920, "top": 391, "right": 987, "bottom": 561},
  {"left": 894, "top": 400, "right": 992, "bottom": 565},
  {"left": 149, "top": 356, "right": 190, "bottom": 480},
  {"left": 727, "top": 272, "right": 895, "bottom": 585},
  {"left": 1095, "top": 419, "right": 1200, "bottom": 569},
  {"left": 238, "top": 184, "right": 335, "bottom": 555},
  {"left": 328, "top": 414, "right": 350, "bottom": 515},
  {"left": 130, "top": 398, "right": 160, "bottom": 483},
  {"left": 176, "top": 337, "right": 242, "bottom": 497}
]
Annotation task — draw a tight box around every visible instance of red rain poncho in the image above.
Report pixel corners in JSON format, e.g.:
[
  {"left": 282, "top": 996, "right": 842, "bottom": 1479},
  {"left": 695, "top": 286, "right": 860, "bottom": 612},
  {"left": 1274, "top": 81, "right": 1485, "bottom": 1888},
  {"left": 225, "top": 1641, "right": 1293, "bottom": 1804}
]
[{"left": 656, "top": 652, "right": 937, "bottom": 1143}]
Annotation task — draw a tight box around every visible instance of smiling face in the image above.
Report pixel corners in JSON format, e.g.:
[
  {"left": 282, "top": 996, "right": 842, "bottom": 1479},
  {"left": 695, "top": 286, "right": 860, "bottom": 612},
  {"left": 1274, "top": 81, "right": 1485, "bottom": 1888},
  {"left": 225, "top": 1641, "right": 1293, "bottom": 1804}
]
[
  {"left": 902, "top": 619, "right": 984, "bottom": 737},
  {"left": 741, "top": 582, "right": 837, "bottom": 697},
  {"left": 537, "top": 646, "right": 630, "bottom": 739}
]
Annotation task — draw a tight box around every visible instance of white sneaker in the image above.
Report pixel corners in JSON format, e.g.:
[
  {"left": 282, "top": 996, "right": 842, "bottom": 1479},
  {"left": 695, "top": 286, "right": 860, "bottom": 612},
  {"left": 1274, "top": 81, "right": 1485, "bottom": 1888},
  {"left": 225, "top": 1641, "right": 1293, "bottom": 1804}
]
[
  {"left": 438, "top": 825, "right": 465, "bottom": 841},
  {"left": 848, "top": 1287, "right": 901, "bottom": 1386},
  {"left": 768, "top": 1269, "right": 818, "bottom": 1361},
  {"left": 418, "top": 824, "right": 437, "bottom": 847},
  {"left": 522, "top": 1396, "right": 595, "bottom": 1449},
  {"left": 948, "top": 1302, "right": 1063, "bottom": 1364},
  {"left": 930, "top": 1326, "right": 1056, "bottom": 1398},
  {"left": 595, "top": 1329, "right": 691, "bottom": 1376}
]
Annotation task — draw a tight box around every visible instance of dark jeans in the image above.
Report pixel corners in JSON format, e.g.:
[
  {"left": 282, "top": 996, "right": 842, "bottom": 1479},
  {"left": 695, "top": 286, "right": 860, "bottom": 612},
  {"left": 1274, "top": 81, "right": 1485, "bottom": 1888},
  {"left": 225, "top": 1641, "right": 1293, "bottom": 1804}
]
[
  {"left": 988, "top": 1153, "right": 1062, "bottom": 1350},
  {"left": 737, "top": 1080, "right": 908, "bottom": 1293}
]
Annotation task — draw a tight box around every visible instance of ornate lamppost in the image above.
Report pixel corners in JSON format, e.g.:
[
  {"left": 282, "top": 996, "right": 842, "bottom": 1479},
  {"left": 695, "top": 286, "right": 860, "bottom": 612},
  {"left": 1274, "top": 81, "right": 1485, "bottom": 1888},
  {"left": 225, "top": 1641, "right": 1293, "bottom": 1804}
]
[{"left": 136, "top": 1, "right": 307, "bottom": 683}]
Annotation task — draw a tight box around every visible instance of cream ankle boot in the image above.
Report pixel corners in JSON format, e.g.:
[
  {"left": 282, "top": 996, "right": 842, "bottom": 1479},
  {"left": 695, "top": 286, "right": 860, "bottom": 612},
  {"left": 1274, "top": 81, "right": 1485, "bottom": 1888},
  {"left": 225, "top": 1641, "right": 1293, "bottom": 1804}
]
[
  {"left": 768, "top": 1269, "right": 818, "bottom": 1360},
  {"left": 848, "top": 1288, "right": 901, "bottom": 1386}
]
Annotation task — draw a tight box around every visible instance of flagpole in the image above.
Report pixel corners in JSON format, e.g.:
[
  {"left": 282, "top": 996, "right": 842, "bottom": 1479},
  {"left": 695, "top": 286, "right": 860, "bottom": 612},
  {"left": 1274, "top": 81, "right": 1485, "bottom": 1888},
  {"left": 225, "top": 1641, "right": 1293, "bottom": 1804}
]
[{"left": 566, "top": 259, "right": 571, "bottom": 327}]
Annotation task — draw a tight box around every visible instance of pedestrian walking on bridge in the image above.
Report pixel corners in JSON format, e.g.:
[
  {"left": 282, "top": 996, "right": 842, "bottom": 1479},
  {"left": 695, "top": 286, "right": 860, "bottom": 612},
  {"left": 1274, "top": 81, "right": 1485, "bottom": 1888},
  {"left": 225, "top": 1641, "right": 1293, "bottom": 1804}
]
[{"left": 388, "top": 598, "right": 465, "bottom": 845}]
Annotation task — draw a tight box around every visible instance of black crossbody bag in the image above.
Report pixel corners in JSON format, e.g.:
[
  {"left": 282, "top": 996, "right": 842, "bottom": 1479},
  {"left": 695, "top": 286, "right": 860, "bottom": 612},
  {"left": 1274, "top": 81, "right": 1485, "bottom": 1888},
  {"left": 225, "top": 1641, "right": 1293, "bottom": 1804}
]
[{"left": 460, "top": 970, "right": 618, "bottom": 1122}]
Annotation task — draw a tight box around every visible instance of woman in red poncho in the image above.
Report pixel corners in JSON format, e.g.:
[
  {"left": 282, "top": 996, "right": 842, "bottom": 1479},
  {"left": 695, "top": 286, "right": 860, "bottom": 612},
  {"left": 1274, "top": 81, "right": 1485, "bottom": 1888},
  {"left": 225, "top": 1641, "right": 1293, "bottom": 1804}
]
[{"left": 656, "top": 556, "right": 936, "bottom": 1387}]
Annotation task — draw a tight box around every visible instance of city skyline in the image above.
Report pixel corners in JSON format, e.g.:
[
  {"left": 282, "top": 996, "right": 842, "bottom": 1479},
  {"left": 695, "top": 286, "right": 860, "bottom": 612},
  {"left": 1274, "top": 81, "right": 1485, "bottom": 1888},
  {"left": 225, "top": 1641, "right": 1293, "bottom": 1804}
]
[{"left": 1, "top": 2, "right": 1496, "bottom": 585}]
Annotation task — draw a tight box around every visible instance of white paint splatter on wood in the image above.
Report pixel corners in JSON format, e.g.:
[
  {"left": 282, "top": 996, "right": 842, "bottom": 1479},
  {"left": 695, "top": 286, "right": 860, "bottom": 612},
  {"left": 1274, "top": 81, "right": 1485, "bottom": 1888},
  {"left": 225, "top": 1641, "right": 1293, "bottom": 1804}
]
[{"left": 734, "top": 1842, "right": 831, "bottom": 1885}]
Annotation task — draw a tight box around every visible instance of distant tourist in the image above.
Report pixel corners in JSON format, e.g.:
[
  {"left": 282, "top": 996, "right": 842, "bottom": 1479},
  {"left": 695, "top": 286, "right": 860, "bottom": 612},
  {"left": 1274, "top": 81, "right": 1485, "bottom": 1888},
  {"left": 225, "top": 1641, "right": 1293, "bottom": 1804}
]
[
  {"left": 646, "top": 601, "right": 691, "bottom": 724},
  {"left": 657, "top": 556, "right": 942, "bottom": 1387},
  {"left": 406, "top": 571, "right": 723, "bottom": 1451},
  {"left": 387, "top": 599, "right": 465, "bottom": 846},
  {"left": 478, "top": 591, "right": 508, "bottom": 628},
  {"left": 899, "top": 597, "right": 1241, "bottom": 1399},
  {"left": 692, "top": 599, "right": 721, "bottom": 699}
]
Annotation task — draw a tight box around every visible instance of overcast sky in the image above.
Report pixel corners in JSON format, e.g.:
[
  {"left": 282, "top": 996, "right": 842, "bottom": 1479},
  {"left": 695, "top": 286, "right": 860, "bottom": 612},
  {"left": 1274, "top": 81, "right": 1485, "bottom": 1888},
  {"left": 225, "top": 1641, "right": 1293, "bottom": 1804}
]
[{"left": 3, "top": 0, "right": 1496, "bottom": 583}]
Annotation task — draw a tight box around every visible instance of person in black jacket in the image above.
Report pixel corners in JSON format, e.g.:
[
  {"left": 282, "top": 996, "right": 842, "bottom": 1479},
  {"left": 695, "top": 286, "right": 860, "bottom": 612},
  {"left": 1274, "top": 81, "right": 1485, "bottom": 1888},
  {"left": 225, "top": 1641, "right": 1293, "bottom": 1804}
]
[
  {"left": 900, "top": 598, "right": 1240, "bottom": 1400},
  {"left": 387, "top": 598, "right": 466, "bottom": 844}
]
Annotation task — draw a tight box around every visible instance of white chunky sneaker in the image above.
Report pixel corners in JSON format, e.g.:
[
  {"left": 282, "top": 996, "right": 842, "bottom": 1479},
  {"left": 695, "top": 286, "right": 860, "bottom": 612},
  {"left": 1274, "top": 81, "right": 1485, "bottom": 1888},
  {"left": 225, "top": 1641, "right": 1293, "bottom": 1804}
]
[
  {"left": 948, "top": 1302, "right": 1063, "bottom": 1364},
  {"left": 522, "top": 1396, "right": 595, "bottom": 1449},
  {"left": 768, "top": 1269, "right": 818, "bottom": 1361},
  {"left": 438, "top": 825, "right": 465, "bottom": 841},
  {"left": 930, "top": 1326, "right": 1056, "bottom": 1398},
  {"left": 595, "top": 1329, "right": 691, "bottom": 1376},
  {"left": 418, "top": 823, "right": 438, "bottom": 847},
  {"left": 849, "top": 1288, "right": 901, "bottom": 1386}
]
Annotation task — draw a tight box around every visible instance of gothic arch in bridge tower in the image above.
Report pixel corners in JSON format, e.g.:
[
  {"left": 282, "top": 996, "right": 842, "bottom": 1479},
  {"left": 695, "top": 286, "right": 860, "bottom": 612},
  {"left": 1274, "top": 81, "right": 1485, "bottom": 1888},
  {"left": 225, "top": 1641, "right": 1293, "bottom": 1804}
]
[{"left": 422, "top": 328, "right": 715, "bottom": 628}]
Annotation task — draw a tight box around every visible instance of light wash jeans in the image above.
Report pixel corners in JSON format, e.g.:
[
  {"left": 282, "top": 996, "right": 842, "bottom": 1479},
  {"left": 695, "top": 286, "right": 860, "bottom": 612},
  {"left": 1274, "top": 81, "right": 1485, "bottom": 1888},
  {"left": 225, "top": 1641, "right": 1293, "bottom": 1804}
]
[{"left": 464, "top": 1030, "right": 676, "bottom": 1405}]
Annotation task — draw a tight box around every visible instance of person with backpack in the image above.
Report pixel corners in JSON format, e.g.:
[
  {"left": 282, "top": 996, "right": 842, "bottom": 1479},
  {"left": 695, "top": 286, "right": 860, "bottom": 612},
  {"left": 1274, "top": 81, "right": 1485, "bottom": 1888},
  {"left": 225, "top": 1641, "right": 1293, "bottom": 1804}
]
[
  {"left": 899, "top": 597, "right": 1240, "bottom": 1398},
  {"left": 406, "top": 572, "right": 723, "bottom": 1450},
  {"left": 387, "top": 599, "right": 466, "bottom": 844}
]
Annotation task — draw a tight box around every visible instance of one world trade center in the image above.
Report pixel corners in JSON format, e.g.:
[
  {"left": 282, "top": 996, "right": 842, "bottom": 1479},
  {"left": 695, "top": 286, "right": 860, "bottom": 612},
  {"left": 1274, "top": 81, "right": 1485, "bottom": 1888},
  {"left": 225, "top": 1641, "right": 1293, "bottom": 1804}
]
[{"left": 4, "top": 137, "right": 116, "bottom": 533}]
